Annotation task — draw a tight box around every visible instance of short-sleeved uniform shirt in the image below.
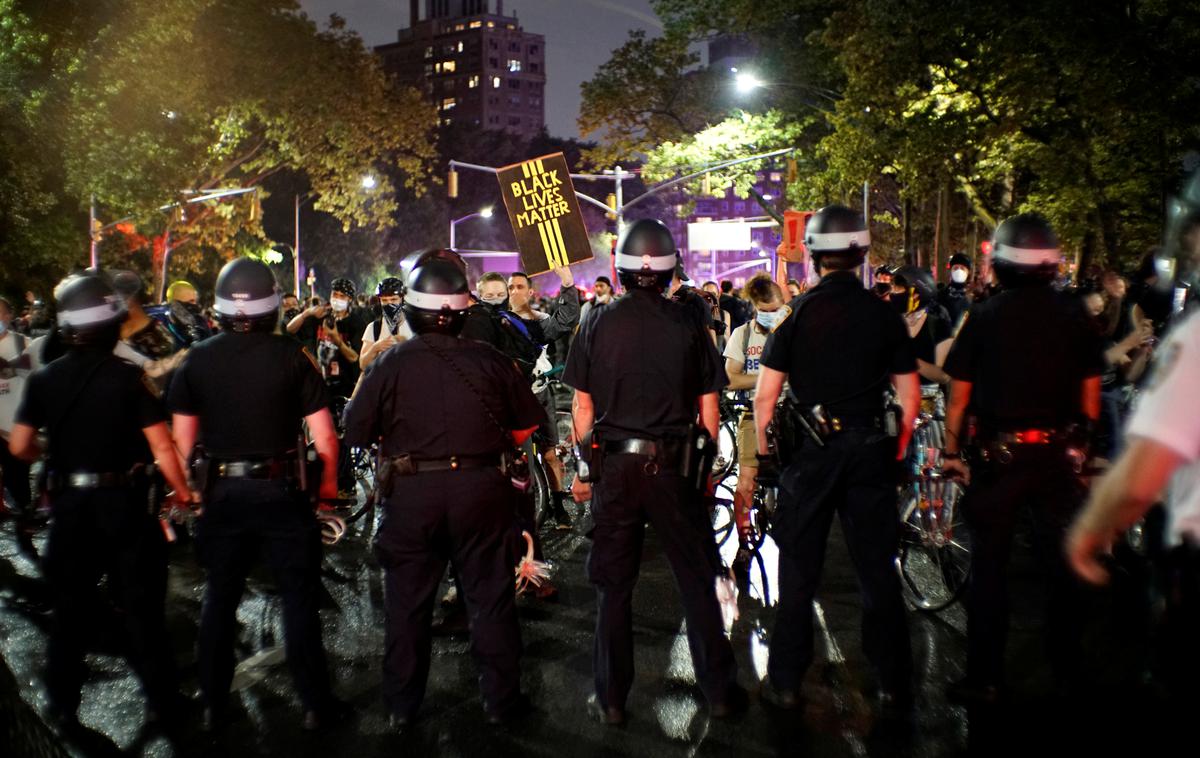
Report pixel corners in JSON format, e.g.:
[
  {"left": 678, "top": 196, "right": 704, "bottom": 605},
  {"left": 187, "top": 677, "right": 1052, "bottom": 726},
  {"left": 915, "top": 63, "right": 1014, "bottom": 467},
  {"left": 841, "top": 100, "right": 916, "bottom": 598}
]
[
  {"left": 168, "top": 332, "right": 328, "bottom": 459},
  {"left": 943, "top": 285, "right": 1105, "bottom": 435},
  {"left": 761, "top": 271, "right": 915, "bottom": 416},
  {"left": 1126, "top": 310, "right": 1200, "bottom": 544},
  {"left": 343, "top": 332, "right": 545, "bottom": 458},
  {"left": 16, "top": 347, "right": 164, "bottom": 471},
  {"left": 563, "top": 288, "right": 727, "bottom": 441}
]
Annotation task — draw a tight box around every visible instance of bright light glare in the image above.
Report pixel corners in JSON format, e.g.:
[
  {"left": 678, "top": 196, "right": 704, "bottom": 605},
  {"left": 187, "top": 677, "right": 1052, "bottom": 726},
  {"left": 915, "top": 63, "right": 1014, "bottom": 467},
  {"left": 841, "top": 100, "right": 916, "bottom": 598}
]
[
  {"left": 480, "top": 206, "right": 494, "bottom": 218},
  {"left": 735, "top": 72, "right": 763, "bottom": 93},
  {"left": 361, "top": 175, "right": 377, "bottom": 189}
]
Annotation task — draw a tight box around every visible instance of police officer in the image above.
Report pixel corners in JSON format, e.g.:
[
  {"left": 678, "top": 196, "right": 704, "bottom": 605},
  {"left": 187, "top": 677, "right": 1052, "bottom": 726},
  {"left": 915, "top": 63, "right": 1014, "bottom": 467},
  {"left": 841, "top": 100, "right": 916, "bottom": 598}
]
[
  {"left": 167, "top": 258, "right": 345, "bottom": 730},
  {"left": 564, "top": 219, "right": 743, "bottom": 725},
  {"left": 940, "top": 214, "right": 1103, "bottom": 703},
  {"left": 753, "top": 204, "right": 920, "bottom": 710},
  {"left": 343, "top": 256, "right": 545, "bottom": 728},
  {"left": 8, "top": 272, "right": 194, "bottom": 729}
]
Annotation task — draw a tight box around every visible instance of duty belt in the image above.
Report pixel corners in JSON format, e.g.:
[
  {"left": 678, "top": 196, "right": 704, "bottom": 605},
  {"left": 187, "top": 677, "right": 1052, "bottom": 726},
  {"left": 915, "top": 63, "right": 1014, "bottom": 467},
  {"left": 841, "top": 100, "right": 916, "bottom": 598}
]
[
  {"left": 991, "top": 428, "right": 1064, "bottom": 446},
  {"left": 604, "top": 438, "right": 663, "bottom": 457},
  {"left": 214, "top": 458, "right": 297, "bottom": 480},
  {"left": 603, "top": 437, "right": 685, "bottom": 475},
  {"left": 821, "top": 414, "right": 885, "bottom": 433},
  {"left": 390, "top": 454, "right": 501, "bottom": 476},
  {"left": 51, "top": 471, "right": 132, "bottom": 490}
]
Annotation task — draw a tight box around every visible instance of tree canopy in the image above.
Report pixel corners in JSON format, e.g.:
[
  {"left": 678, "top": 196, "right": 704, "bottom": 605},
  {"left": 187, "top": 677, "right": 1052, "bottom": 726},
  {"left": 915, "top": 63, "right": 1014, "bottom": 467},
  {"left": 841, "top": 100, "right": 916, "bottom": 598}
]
[
  {"left": 581, "top": 0, "right": 1200, "bottom": 270},
  {"left": 1, "top": 0, "right": 437, "bottom": 296}
]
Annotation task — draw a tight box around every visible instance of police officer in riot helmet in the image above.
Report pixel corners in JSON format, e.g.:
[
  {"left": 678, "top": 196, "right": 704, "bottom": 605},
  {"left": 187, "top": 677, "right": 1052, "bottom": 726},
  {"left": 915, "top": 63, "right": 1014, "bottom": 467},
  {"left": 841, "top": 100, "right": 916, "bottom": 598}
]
[
  {"left": 167, "top": 258, "right": 347, "bottom": 731},
  {"left": 8, "top": 271, "right": 195, "bottom": 731},
  {"left": 754, "top": 204, "right": 920, "bottom": 712},
  {"left": 940, "top": 213, "right": 1104, "bottom": 704},
  {"left": 564, "top": 218, "right": 744, "bottom": 725},
  {"left": 344, "top": 256, "right": 545, "bottom": 728}
]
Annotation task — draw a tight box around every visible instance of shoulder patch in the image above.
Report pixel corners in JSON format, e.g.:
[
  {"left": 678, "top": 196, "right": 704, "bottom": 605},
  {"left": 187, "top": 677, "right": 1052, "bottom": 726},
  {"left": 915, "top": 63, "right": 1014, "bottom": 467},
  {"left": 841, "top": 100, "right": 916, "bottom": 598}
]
[
  {"left": 770, "top": 304, "right": 793, "bottom": 333},
  {"left": 301, "top": 346, "right": 321, "bottom": 373},
  {"left": 140, "top": 371, "right": 161, "bottom": 399}
]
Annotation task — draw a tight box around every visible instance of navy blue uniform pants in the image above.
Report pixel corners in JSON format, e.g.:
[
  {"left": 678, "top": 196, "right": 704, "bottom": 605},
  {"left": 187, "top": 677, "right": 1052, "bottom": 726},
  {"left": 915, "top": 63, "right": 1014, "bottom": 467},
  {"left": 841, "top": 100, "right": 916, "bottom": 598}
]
[
  {"left": 768, "top": 432, "right": 912, "bottom": 693},
  {"left": 961, "top": 447, "right": 1086, "bottom": 685},
  {"left": 195, "top": 479, "right": 332, "bottom": 712},
  {"left": 588, "top": 453, "right": 737, "bottom": 710},
  {"left": 374, "top": 467, "right": 522, "bottom": 718},
  {"left": 43, "top": 488, "right": 177, "bottom": 715}
]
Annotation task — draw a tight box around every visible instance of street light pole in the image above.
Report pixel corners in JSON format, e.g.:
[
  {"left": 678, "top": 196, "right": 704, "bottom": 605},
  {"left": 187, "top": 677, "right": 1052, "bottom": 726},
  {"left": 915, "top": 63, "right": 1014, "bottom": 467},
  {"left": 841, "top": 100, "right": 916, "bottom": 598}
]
[
  {"left": 294, "top": 194, "right": 302, "bottom": 298},
  {"left": 449, "top": 207, "right": 494, "bottom": 251}
]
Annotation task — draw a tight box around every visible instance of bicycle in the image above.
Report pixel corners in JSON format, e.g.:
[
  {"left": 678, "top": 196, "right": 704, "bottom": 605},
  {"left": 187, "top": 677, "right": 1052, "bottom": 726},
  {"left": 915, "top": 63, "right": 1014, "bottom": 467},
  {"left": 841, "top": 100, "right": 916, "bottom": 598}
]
[{"left": 895, "top": 389, "right": 972, "bottom": 612}]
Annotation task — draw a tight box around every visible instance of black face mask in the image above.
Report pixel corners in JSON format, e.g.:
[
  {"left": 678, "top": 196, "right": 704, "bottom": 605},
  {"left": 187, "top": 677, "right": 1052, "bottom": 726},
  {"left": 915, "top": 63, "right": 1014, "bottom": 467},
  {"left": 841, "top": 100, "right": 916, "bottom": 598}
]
[
  {"left": 283, "top": 307, "right": 301, "bottom": 323},
  {"left": 381, "top": 302, "right": 403, "bottom": 330},
  {"left": 889, "top": 291, "right": 911, "bottom": 315}
]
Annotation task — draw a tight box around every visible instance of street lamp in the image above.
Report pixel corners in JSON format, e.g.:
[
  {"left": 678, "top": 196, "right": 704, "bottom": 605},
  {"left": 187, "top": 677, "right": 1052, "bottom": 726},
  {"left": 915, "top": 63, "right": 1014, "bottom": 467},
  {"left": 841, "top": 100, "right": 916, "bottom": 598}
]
[
  {"left": 361, "top": 174, "right": 377, "bottom": 190},
  {"left": 734, "top": 70, "right": 763, "bottom": 94},
  {"left": 449, "top": 207, "right": 494, "bottom": 250}
]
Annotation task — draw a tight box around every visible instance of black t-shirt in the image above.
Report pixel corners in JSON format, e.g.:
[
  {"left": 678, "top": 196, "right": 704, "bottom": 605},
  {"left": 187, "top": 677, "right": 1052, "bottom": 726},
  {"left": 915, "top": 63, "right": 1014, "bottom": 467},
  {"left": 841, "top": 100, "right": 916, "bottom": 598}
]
[
  {"left": 761, "top": 271, "right": 916, "bottom": 415},
  {"left": 168, "top": 331, "right": 329, "bottom": 458},
  {"left": 563, "top": 288, "right": 727, "bottom": 440},
  {"left": 16, "top": 348, "right": 164, "bottom": 472},
  {"left": 943, "top": 285, "right": 1105, "bottom": 434},
  {"left": 912, "top": 309, "right": 953, "bottom": 384},
  {"left": 720, "top": 293, "right": 751, "bottom": 331},
  {"left": 343, "top": 333, "right": 545, "bottom": 458},
  {"left": 294, "top": 309, "right": 368, "bottom": 391}
]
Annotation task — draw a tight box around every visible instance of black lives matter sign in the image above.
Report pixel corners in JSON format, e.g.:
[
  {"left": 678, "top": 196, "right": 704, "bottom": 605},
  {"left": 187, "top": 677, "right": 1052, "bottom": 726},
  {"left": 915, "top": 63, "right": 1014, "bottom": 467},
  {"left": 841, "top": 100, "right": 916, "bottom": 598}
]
[{"left": 497, "top": 152, "right": 594, "bottom": 276}]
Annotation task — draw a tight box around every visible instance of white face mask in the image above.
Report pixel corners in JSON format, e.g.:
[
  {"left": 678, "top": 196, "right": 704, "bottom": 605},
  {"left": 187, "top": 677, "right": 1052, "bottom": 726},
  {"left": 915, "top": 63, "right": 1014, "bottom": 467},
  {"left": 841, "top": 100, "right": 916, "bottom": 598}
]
[
  {"left": 950, "top": 268, "right": 969, "bottom": 284},
  {"left": 330, "top": 297, "right": 350, "bottom": 312},
  {"left": 756, "top": 310, "right": 783, "bottom": 330},
  {"left": 481, "top": 295, "right": 507, "bottom": 307}
]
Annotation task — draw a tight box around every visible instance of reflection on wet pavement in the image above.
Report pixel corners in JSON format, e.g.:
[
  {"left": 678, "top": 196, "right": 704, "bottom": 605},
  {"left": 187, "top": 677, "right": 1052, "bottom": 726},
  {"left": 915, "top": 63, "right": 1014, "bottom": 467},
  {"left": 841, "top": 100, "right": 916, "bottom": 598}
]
[{"left": 0, "top": 498, "right": 1182, "bottom": 756}]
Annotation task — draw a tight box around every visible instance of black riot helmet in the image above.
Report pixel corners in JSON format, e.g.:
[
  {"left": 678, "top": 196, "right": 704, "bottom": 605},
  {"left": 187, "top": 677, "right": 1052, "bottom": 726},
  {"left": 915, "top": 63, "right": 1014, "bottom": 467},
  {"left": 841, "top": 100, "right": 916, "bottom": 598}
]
[
  {"left": 891, "top": 266, "right": 936, "bottom": 314},
  {"left": 376, "top": 276, "right": 405, "bottom": 298},
  {"left": 805, "top": 205, "right": 870, "bottom": 269},
  {"left": 402, "top": 258, "right": 470, "bottom": 336},
  {"left": 213, "top": 257, "right": 281, "bottom": 333},
  {"left": 615, "top": 218, "right": 677, "bottom": 292},
  {"left": 401, "top": 248, "right": 468, "bottom": 282},
  {"left": 55, "top": 271, "right": 127, "bottom": 347},
  {"left": 990, "top": 213, "right": 1061, "bottom": 288}
]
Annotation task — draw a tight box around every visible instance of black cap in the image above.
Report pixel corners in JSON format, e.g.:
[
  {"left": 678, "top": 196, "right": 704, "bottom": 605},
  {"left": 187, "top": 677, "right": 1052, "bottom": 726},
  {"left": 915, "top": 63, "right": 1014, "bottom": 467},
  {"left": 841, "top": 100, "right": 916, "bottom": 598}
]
[{"left": 948, "top": 252, "right": 972, "bottom": 270}]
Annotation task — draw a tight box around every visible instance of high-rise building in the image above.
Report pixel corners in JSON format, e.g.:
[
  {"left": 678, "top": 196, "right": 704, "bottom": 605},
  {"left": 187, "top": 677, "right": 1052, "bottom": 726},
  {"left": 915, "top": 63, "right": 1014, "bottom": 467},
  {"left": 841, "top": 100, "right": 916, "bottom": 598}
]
[{"left": 375, "top": 0, "right": 546, "bottom": 138}]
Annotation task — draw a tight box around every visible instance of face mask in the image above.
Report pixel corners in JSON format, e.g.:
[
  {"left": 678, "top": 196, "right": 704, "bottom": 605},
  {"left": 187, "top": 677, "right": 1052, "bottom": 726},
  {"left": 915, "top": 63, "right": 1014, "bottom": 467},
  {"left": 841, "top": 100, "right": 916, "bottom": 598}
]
[
  {"left": 950, "top": 268, "right": 969, "bottom": 285},
  {"left": 283, "top": 308, "right": 300, "bottom": 323},
  {"left": 595, "top": 292, "right": 611, "bottom": 304},
  {"left": 381, "top": 302, "right": 402, "bottom": 327},
  {"left": 889, "top": 291, "right": 914, "bottom": 315},
  {"left": 481, "top": 295, "right": 507, "bottom": 308},
  {"left": 330, "top": 297, "right": 349, "bottom": 313},
  {"left": 756, "top": 310, "right": 783, "bottom": 330}
]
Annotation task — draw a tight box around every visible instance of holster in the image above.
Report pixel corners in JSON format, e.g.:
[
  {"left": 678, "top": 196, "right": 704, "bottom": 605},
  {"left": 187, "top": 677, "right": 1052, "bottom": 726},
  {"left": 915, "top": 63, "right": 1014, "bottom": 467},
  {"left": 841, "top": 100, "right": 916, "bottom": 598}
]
[
  {"left": 500, "top": 448, "right": 532, "bottom": 492},
  {"left": 189, "top": 447, "right": 212, "bottom": 495},
  {"left": 375, "top": 454, "right": 398, "bottom": 500},
  {"left": 679, "top": 424, "right": 717, "bottom": 494}
]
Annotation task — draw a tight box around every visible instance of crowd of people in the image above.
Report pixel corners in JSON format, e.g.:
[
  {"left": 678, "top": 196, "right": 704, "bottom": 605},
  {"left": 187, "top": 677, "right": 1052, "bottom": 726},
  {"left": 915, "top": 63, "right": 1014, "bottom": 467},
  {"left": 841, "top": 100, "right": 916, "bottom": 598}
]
[{"left": 1, "top": 194, "right": 1200, "bottom": 743}]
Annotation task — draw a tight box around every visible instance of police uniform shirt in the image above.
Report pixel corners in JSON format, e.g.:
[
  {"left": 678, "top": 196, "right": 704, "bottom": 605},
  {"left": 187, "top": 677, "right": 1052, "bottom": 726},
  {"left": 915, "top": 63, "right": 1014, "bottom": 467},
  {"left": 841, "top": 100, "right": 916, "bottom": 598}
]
[
  {"left": 15, "top": 349, "right": 164, "bottom": 472},
  {"left": 761, "top": 271, "right": 915, "bottom": 416},
  {"left": 168, "top": 332, "right": 328, "bottom": 458},
  {"left": 1125, "top": 310, "right": 1200, "bottom": 544},
  {"left": 943, "top": 286, "right": 1105, "bottom": 434},
  {"left": 343, "top": 333, "right": 545, "bottom": 458},
  {"left": 562, "top": 288, "right": 727, "bottom": 441}
]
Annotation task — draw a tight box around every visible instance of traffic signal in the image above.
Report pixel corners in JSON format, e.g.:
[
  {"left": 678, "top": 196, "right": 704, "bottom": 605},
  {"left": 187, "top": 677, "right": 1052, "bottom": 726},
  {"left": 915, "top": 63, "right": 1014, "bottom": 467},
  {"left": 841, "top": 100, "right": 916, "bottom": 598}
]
[
  {"left": 980, "top": 239, "right": 993, "bottom": 256},
  {"left": 605, "top": 193, "right": 617, "bottom": 220},
  {"left": 447, "top": 167, "right": 459, "bottom": 199}
]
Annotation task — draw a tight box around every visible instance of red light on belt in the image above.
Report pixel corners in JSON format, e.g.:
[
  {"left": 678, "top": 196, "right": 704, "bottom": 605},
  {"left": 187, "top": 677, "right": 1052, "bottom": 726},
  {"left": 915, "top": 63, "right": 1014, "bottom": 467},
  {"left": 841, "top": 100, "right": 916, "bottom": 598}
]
[{"left": 1014, "top": 430, "right": 1047, "bottom": 444}]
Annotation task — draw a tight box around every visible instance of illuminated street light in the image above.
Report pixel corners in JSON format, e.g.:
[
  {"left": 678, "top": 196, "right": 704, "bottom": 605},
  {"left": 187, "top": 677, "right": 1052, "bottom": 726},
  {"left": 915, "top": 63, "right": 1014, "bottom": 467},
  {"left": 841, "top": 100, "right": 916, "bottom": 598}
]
[
  {"left": 361, "top": 174, "right": 377, "bottom": 190},
  {"left": 735, "top": 71, "right": 763, "bottom": 94},
  {"left": 450, "top": 207, "right": 495, "bottom": 250}
]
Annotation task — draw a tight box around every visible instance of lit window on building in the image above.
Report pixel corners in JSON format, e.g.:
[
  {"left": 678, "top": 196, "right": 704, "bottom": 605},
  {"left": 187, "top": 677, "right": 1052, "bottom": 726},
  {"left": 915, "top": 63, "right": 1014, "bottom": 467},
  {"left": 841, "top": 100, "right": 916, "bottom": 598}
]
[
  {"left": 506, "top": 23, "right": 515, "bottom": 30},
  {"left": 488, "top": 21, "right": 496, "bottom": 28},
  {"left": 469, "top": 20, "right": 482, "bottom": 29},
  {"left": 441, "top": 97, "right": 457, "bottom": 110},
  {"left": 454, "top": 23, "right": 465, "bottom": 31},
  {"left": 770, "top": 172, "right": 783, "bottom": 182},
  {"left": 492, "top": 76, "right": 501, "bottom": 88},
  {"left": 443, "top": 60, "right": 456, "bottom": 73},
  {"left": 457, "top": 41, "right": 464, "bottom": 53},
  {"left": 424, "top": 47, "right": 433, "bottom": 59},
  {"left": 442, "top": 117, "right": 453, "bottom": 126},
  {"left": 507, "top": 59, "right": 522, "bottom": 72},
  {"left": 468, "top": 75, "right": 480, "bottom": 88}
]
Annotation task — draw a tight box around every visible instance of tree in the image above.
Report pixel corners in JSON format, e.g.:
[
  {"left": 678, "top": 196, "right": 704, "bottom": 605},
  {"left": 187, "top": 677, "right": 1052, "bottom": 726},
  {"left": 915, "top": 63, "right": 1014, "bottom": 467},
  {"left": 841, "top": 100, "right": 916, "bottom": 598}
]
[{"left": 1, "top": 0, "right": 438, "bottom": 296}]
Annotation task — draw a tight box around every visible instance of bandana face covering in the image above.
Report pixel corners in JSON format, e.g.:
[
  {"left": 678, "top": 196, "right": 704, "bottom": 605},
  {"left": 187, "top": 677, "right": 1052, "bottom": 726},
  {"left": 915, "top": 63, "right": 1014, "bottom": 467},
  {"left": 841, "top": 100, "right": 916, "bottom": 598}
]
[{"left": 381, "top": 302, "right": 402, "bottom": 331}]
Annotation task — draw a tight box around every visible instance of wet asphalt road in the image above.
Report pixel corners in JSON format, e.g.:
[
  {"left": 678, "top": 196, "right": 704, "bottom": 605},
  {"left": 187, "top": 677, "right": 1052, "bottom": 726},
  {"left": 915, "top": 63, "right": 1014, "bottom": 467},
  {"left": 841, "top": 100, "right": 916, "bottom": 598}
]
[{"left": 0, "top": 494, "right": 1185, "bottom": 757}]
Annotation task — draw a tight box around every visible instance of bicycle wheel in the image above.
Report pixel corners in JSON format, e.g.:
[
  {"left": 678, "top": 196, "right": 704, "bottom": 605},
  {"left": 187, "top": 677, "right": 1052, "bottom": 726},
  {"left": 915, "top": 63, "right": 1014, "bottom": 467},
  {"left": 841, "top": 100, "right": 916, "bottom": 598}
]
[
  {"left": 711, "top": 482, "right": 736, "bottom": 547},
  {"left": 712, "top": 419, "right": 738, "bottom": 482},
  {"left": 896, "top": 484, "right": 971, "bottom": 612},
  {"left": 529, "top": 452, "right": 552, "bottom": 529}
]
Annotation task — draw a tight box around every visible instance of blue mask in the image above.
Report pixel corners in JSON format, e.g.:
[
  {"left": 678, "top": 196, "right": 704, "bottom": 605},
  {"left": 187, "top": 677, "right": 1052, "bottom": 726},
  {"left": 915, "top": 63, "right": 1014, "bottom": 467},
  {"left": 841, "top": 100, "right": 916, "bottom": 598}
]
[{"left": 756, "top": 310, "right": 783, "bottom": 330}]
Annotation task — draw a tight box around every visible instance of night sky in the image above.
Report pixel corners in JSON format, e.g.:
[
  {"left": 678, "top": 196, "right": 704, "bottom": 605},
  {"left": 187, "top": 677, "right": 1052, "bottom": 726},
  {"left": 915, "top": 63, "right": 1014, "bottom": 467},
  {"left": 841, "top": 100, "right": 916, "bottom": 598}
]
[{"left": 298, "top": 0, "right": 661, "bottom": 139}]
